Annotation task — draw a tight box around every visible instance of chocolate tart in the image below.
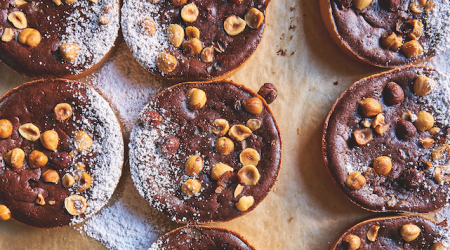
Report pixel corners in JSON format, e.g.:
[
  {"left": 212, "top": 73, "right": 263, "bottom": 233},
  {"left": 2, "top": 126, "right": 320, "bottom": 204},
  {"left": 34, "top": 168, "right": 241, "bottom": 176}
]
[
  {"left": 121, "top": 0, "right": 269, "bottom": 81},
  {"left": 319, "top": 0, "right": 450, "bottom": 68},
  {"left": 129, "top": 80, "right": 281, "bottom": 223},
  {"left": 0, "top": 79, "right": 124, "bottom": 228},
  {"left": 148, "top": 225, "right": 255, "bottom": 250},
  {"left": 0, "top": 0, "right": 120, "bottom": 79},
  {"left": 331, "top": 216, "right": 449, "bottom": 250},
  {"left": 323, "top": 66, "right": 450, "bottom": 213}
]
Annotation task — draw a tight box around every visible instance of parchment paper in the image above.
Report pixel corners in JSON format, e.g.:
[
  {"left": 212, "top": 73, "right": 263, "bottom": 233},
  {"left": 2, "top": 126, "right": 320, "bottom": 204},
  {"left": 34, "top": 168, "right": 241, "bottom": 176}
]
[{"left": 2, "top": 1, "right": 450, "bottom": 249}]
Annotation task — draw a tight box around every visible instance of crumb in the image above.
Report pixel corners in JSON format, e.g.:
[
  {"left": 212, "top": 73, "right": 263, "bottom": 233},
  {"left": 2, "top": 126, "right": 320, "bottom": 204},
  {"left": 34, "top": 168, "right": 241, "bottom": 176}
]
[
  {"left": 289, "top": 217, "right": 294, "bottom": 222},
  {"left": 333, "top": 81, "right": 339, "bottom": 86},
  {"left": 297, "top": 127, "right": 300, "bottom": 134}
]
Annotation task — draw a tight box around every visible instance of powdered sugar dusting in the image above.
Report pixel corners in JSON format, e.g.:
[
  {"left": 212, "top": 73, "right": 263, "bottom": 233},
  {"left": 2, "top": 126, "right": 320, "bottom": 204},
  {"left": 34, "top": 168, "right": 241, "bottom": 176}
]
[{"left": 425, "top": 0, "right": 450, "bottom": 54}]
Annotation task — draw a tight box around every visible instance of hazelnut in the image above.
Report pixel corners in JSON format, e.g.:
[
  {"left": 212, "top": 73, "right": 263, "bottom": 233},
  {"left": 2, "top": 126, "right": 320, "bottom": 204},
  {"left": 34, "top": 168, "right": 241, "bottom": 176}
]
[
  {"left": 366, "top": 225, "right": 380, "bottom": 242},
  {"left": 243, "top": 97, "right": 263, "bottom": 115},
  {"left": 413, "top": 75, "right": 435, "bottom": 97},
  {"left": 171, "top": 0, "right": 186, "bottom": 7},
  {"left": 360, "top": 98, "right": 381, "bottom": 117},
  {"left": 138, "top": 110, "right": 163, "bottom": 128},
  {"left": 181, "top": 3, "right": 199, "bottom": 22},
  {"left": 0, "top": 119, "right": 12, "bottom": 138},
  {"left": 234, "top": 184, "right": 244, "bottom": 198},
  {"left": 156, "top": 52, "right": 177, "bottom": 73},
  {"left": 430, "top": 242, "right": 447, "bottom": 250},
  {"left": 224, "top": 15, "right": 246, "bottom": 36},
  {"left": 65, "top": 195, "right": 87, "bottom": 215},
  {"left": 0, "top": 205, "right": 11, "bottom": 220},
  {"left": 381, "top": 31, "right": 403, "bottom": 51},
  {"left": 430, "top": 127, "right": 441, "bottom": 135},
  {"left": 414, "top": 111, "right": 434, "bottom": 131},
  {"left": 4, "top": 148, "right": 25, "bottom": 169},
  {"left": 239, "top": 148, "right": 260, "bottom": 166},
  {"left": 434, "top": 166, "right": 450, "bottom": 183},
  {"left": 211, "top": 163, "right": 234, "bottom": 180},
  {"left": 62, "top": 173, "right": 75, "bottom": 187},
  {"left": 353, "top": 0, "right": 372, "bottom": 9},
  {"left": 167, "top": 24, "right": 184, "bottom": 48},
  {"left": 60, "top": 43, "right": 80, "bottom": 63},
  {"left": 42, "top": 169, "right": 60, "bottom": 183},
  {"left": 28, "top": 150, "right": 48, "bottom": 169},
  {"left": 228, "top": 125, "right": 252, "bottom": 142},
  {"left": 201, "top": 46, "right": 214, "bottom": 63},
  {"left": 54, "top": 103, "right": 73, "bottom": 121},
  {"left": 396, "top": 120, "right": 417, "bottom": 140},
  {"left": 187, "top": 88, "right": 207, "bottom": 110},
  {"left": 373, "top": 156, "right": 392, "bottom": 175},
  {"left": 215, "top": 137, "right": 234, "bottom": 155},
  {"left": 74, "top": 163, "right": 86, "bottom": 172},
  {"left": 185, "top": 155, "right": 203, "bottom": 176},
  {"left": 400, "top": 224, "right": 421, "bottom": 242},
  {"left": 410, "top": 2, "right": 423, "bottom": 13},
  {"left": 14, "top": 0, "right": 27, "bottom": 6},
  {"left": 18, "top": 123, "right": 40, "bottom": 141},
  {"left": 185, "top": 26, "right": 200, "bottom": 39},
  {"left": 181, "top": 179, "right": 201, "bottom": 196},
  {"left": 236, "top": 196, "right": 254, "bottom": 212},
  {"left": 432, "top": 145, "right": 450, "bottom": 161},
  {"left": 246, "top": 119, "right": 261, "bottom": 131},
  {"left": 1, "top": 28, "right": 14, "bottom": 42},
  {"left": 379, "top": 0, "right": 400, "bottom": 11},
  {"left": 419, "top": 137, "right": 434, "bottom": 149},
  {"left": 407, "top": 20, "right": 423, "bottom": 38},
  {"left": 345, "top": 172, "right": 366, "bottom": 190},
  {"left": 245, "top": 8, "right": 264, "bottom": 29},
  {"left": 161, "top": 135, "right": 180, "bottom": 155},
  {"left": 52, "top": 0, "right": 62, "bottom": 5},
  {"left": 36, "top": 194, "right": 45, "bottom": 205},
  {"left": 238, "top": 165, "right": 260, "bottom": 185},
  {"left": 48, "top": 200, "right": 55, "bottom": 205},
  {"left": 372, "top": 114, "right": 388, "bottom": 135},
  {"left": 8, "top": 11, "right": 27, "bottom": 29},
  {"left": 98, "top": 14, "right": 109, "bottom": 25},
  {"left": 258, "top": 83, "right": 278, "bottom": 104},
  {"left": 343, "top": 234, "right": 361, "bottom": 250},
  {"left": 140, "top": 18, "right": 156, "bottom": 36},
  {"left": 384, "top": 82, "right": 404, "bottom": 105},
  {"left": 402, "top": 40, "right": 423, "bottom": 58},
  {"left": 182, "top": 38, "right": 203, "bottom": 55},
  {"left": 212, "top": 119, "right": 229, "bottom": 136},
  {"left": 362, "top": 119, "right": 371, "bottom": 128},
  {"left": 40, "top": 130, "right": 59, "bottom": 151},
  {"left": 76, "top": 172, "right": 92, "bottom": 192},
  {"left": 74, "top": 131, "right": 93, "bottom": 151},
  {"left": 353, "top": 128, "right": 373, "bottom": 145},
  {"left": 65, "top": 0, "right": 77, "bottom": 4}
]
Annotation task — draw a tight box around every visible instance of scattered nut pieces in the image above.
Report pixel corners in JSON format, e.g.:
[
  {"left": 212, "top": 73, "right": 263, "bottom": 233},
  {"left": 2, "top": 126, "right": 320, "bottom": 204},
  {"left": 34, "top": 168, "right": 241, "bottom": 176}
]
[
  {"left": 1, "top": 28, "right": 14, "bottom": 42},
  {"left": 4, "top": 148, "right": 25, "bottom": 169},
  {"left": 384, "top": 82, "right": 404, "bottom": 105},
  {"left": 74, "top": 131, "right": 93, "bottom": 151},
  {"left": 224, "top": 15, "right": 246, "bottom": 36},
  {"left": 229, "top": 125, "right": 252, "bottom": 142},
  {"left": 234, "top": 184, "right": 244, "bottom": 198},
  {"left": 434, "top": 166, "right": 450, "bottom": 183},
  {"left": 373, "top": 156, "right": 392, "bottom": 175},
  {"left": 48, "top": 201, "right": 56, "bottom": 205},
  {"left": 407, "top": 19, "right": 423, "bottom": 38},
  {"left": 240, "top": 148, "right": 260, "bottom": 166},
  {"left": 362, "top": 119, "right": 371, "bottom": 128},
  {"left": 182, "top": 38, "right": 203, "bottom": 55},
  {"left": 419, "top": 137, "right": 434, "bottom": 149},
  {"left": 245, "top": 8, "right": 264, "bottom": 29},
  {"left": 360, "top": 98, "right": 381, "bottom": 117},
  {"left": 367, "top": 225, "right": 380, "bottom": 242},
  {"left": 60, "top": 43, "right": 80, "bottom": 63},
  {"left": 432, "top": 144, "right": 450, "bottom": 161},
  {"left": 238, "top": 165, "right": 260, "bottom": 185},
  {"left": 345, "top": 171, "right": 366, "bottom": 190},
  {"left": 211, "top": 163, "right": 234, "bottom": 180},
  {"left": 65, "top": 195, "right": 87, "bottom": 215},
  {"left": 212, "top": 119, "right": 229, "bottom": 136},
  {"left": 201, "top": 46, "right": 214, "bottom": 63},
  {"left": 410, "top": 2, "right": 423, "bottom": 13},
  {"left": 187, "top": 88, "right": 207, "bottom": 110},
  {"left": 185, "top": 26, "right": 200, "bottom": 39},
  {"left": 77, "top": 172, "right": 92, "bottom": 192},
  {"left": 62, "top": 173, "right": 75, "bottom": 187},
  {"left": 246, "top": 119, "right": 261, "bottom": 131},
  {"left": 19, "top": 123, "right": 40, "bottom": 141},
  {"left": 414, "top": 111, "right": 434, "bottom": 131},
  {"left": 402, "top": 40, "right": 423, "bottom": 58},
  {"left": 353, "top": 0, "right": 372, "bottom": 9},
  {"left": 74, "top": 163, "right": 86, "bottom": 172},
  {"left": 156, "top": 52, "right": 177, "bottom": 73},
  {"left": 140, "top": 18, "right": 156, "bottom": 36},
  {"left": 42, "top": 169, "right": 60, "bottom": 183},
  {"left": 400, "top": 224, "right": 421, "bottom": 242},
  {"left": 181, "top": 179, "right": 201, "bottom": 196},
  {"left": 40, "top": 130, "right": 59, "bottom": 151},
  {"left": 353, "top": 128, "right": 373, "bottom": 145},
  {"left": 372, "top": 114, "right": 388, "bottom": 135},
  {"left": 181, "top": 3, "right": 199, "bottom": 22},
  {"left": 258, "top": 83, "right": 278, "bottom": 104},
  {"left": 8, "top": 11, "right": 27, "bottom": 29},
  {"left": 28, "top": 150, "right": 48, "bottom": 169},
  {"left": 414, "top": 75, "right": 435, "bottom": 97},
  {"left": 381, "top": 31, "right": 403, "bottom": 51},
  {"left": 36, "top": 194, "right": 45, "bottom": 205},
  {"left": 0, "top": 205, "right": 11, "bottom": 221},
  {"left": 54, "top": 103, "right": 73, "bottom": 121},
  {"left": 0, "top": 119, "right": 12, "bottom": 139},
  {"left": 99, "top": 14, "right": 109, "bottom": 25},
  {"left": 243, "top": 97, "right": 263, "bottom": 115},
  {"left": 167, "top": 24, "right": 184, "bottom": 48},
  {"left": 215, "top": 137, "right": 234, "bottom": 155},
  {"left": 185, "top": 155, "right": 203, "bottom": 176},
  {"left": 429, "top": 127, "right": 441, "bottom": 135},
  {"left": 396, "top": 120, "right": 417, "bottom": 140},
  {"left": 236, "top": 196, "right": 254, "bottom": 212},
  {"left": 171, "top": 0, "right": 187, "bottom": 7}
]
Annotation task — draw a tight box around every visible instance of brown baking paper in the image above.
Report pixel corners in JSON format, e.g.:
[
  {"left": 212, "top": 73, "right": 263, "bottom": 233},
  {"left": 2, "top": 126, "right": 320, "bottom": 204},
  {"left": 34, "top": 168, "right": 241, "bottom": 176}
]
[{"left": 2, "top": 1, "right": 450, "bottom": 249}]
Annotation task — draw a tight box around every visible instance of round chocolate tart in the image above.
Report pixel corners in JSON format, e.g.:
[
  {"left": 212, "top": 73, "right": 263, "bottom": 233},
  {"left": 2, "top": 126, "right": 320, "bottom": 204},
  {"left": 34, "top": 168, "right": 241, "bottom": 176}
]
[
  {"left": 323, "top": 66, "right": 450, "bottom": 213},
  {"left": 148, "top": 226, "right": 255, "bottom": 250},
  {"left": 0, "top": 0, "right": 120, "bottom": 79},
  {"left": 0, "top": 79, "right": 124, "bottom": 228},
  {"left": 331, "top": 216, "right": 449, "bottom": 250},
  {"left": 320, "top": 0, "right": 450, "bottom": 68},
  {"left": 121, "top": 0, "right": 269, "bottom": 81},
  {"left": 129, "top": 80, "right": 281, "bottom": 223}
]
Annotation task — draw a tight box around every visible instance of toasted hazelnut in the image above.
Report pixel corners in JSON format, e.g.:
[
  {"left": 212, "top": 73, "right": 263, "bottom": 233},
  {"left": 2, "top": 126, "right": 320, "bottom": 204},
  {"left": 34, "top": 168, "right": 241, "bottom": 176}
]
[
  {"left": 367, "top": 225, "right": 380, "bottom": 242},
  {"left": 138, "top": 110, "right": 163, "bottom": 128},
  {"left": 36, "top": 194, "right": 45, "bottom": 205},
  {"left": 8, "top": 11, "right": 27, "bottom": 29},
  {"left": 156, "top": 52, "right": 177, "bottom": 73},
  {"left": 432, "top": 145, "right": 450, "bottom": 161},
  {"left": 258, "top": 83, "right": 278, "bottom": 104},
  {"left": 353, "top": 128, "right": 373, "bottom": 145},
  {"left": 413, "top": 75, "right": 435, "bottom": 97},
  {"left": 234, "top": 184, "right": 244, "bottom": 198},
  {"left": 201, "top": 46, "right": 214, "bottom": 63},
  {"left": 229, "top": 125, "right": 252, "bottom": 142},
  {"left": 238, "top": 165, "right": 260, "bottom": 185},
  {"left": 354, "top": 0, "right": 372, "bottom": 9},
  {"left": 161, "top": 135, "right": 180, "bottom": 155},
  {"left": 74, "top": 131, "right": 93, "bottom": 151},
  {"left": 243, "top": 97, "right": 263, "bottom": 115},
  {"left": 181, "top": 3, "right": 199, "bottom": 22},
  {"left": 419, "top": 137, "right": 434, "bottom": 149},
  {"left": 185, "top": 155, "right": 203, "bottom": 176},
  {"left": 1, "top": 28, "right": 14, "bottom": 42},
  {"left": 60, "top": 43, "right": 80, "bottom": 63},
  {"left": 360, "top": 98, "right": 381, "bottom": 117},
  {"left": 400, "top": 224, "right": 421, "bottom": 242},
  {"left": 362, "top": 119, "right": 371, "bottom": 128},
  {"left": 414, "top": 111, "right": 434, "bottom": 131},
  {"left": 345, "top": 172, "right": 366, "bottom": 190},
  {"left": 396, "top": 120, "right": 417, "bottom": 140},
  {"left": 245, "top": 8, "right": 264, "bottom": 29},
  {"left": 185, "top": 26, "right": 200, "bottom": 39},
  {"left": 52, "top": 0, "right": 62, "bottom": 5},
  {"left": 434, "top": 166, "right": 450, "bottom": 183},
  {"left": 384, "top": 82, "right": 404, "bottom": 105},
  {"left": 14, "top": 0, "right": 27, "bottom": 6},
  {"left": 181, "top": 179, "right": 201, "bottom": 196},
  {"left": 77, "top": 172, "right": 92, "bottom": 192},
  {"left": 410, "top": 2, "right": 423, "bottom": 13},
  {"left": 236, "top": 196, "right": 254, "bottom": 212},
  {"left": 167, "top": 24, "right": 184, "bottom": 48},
  {"left": 171, "top": 0, "right": 186, "bottom": 7},
  {"left": 140, "top": 18, "right": 156, "bottom": 36},
  {"left": 430, "top": 242, "right": 447, "bottom": 250},
  {"left": 224, "top": 15, "right": 246, "bottom": 36},
  {"left": 187, "top": 88, "right": 207, "bottom": 110},
  {"left": 98, "top": 14, "right": 109, "bottom": 25},
  {"left": 211, "top": 163, "right": 234, "bottom": 180},
  {"left": 19, "top": 123, "right": 40, "bottom": 141},
  {"left": 40, "top": 130, "right": 59, "bottom": 151},
  {"left": 240, "top": 148, "right": 260, "bottom": 166},
  {"left": 0, "top": 119, "right": 12, "bottom": 139},
  {"left": 74, "top": 163, "right": 86, "bottom": 172},
  {"left": 343, "top": 234, "right": 361, "bottom": 250},
  {"left": 182, "top": 38, "right": 203, "bottom": 55},
  {"left": 374, "top": 123, "right": 388, "bottom": 135},
  {"left": 372, "top": 114, "right": 388, "bottom": 135},
  {"left": 408, "top": 20, "right": 423, "bottom": 38},
  {"left": 28, "top": 150, "right": 48, "bottom": 169},
  {"left": 215, "top": 137, "right": 234, "bottom": 155},
  {"left": 381, "top": 31, "right": 403, "bottom": 51},
  {"left": 212, "top": 119, "right": 229, "bottom": 136},
  {"left": 0, "top": 205, "right": 11, "bottom": 220},
  {"left": 246, "top": 119, "right": 261, "bottom": 131},
  {"left": 54, "top": 103, "right": 73, "bottom": 121},
  {"left": 65, "top": 195, "right": 87, "bottom": 215},
  {"left": 65, "top": 0, "right": 77, "bottom": 4},
  {"left": 373, "top": 156, "right": 392, "bottom": 175},
  {"left": 4, "top": 148, "right": 25, "bottom": 169},
  {"left": 430, "top": 127, "right": 440, "bottom": 135},
  {"left": 62, "top": 174, "right": 75, "bottom": 187},
  {"left": 42, "top": 169, "right": 59, "bottom": 183},
  {"left": 402, "top": 40, "right": 423, "bottom": 58}
]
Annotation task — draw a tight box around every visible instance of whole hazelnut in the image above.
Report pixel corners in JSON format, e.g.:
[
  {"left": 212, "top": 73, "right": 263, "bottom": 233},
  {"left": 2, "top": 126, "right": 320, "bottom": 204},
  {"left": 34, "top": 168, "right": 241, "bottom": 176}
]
[
  {"left": 60, "top": 43, "right": 80, "bottom": 63},
  {"left": 138, "top": 110, "right": 163, "bottom": 128},
  {"left": 8, "top": 11, "right": 27, "bottom": 29},
  {"left": 0, "top": 205, "right": 11, "bottom": 221},
  {"left": 167, "top": 24, "right": 184, "bottom": 48},
  {"left": 185, "top": 155, "right": 203, "bottom": 176},
  {"left": 366, "top": 225, "right": 380, "bottom": 242},
  {"left": 228, "top": 125, "right": 252, "bottom": 142},
  {"left": 360, "top": 98, "right": 382, "bottom": 117},
  {"left": 353, "top": 128, "right": 373, "bottom": 145},
  {"left": 243, "top": 97, "right": 263, "bottom": 115},
  {"left": 40, "top": 130, "right": 59, "bottom": 151},
  {"left": 42, "top": 169, "right": 60, "bottom": 183},
  {"left": 4, "top": 148, "right": 25, "bottom": 169},
  {"left": 74, "top": 131, "right": 93, "bottom": 151},
  {"left": 373, "top": 156, "right": 392, "bottom": 175},
  {"left": 76, "top": 171, "right": 92, "bottom": 192},
  {"left": 224, "top": 15, "right": 246, "bottom": 36},
  {"left": 171, "top": 0, "right": 186, "bottom": 7},
  {"left": 239, "top": 148, "right": 260, "bottom": 166},
  {"left": 396, "top": 120, "right": 417, "bottom": 140},
  {"left": 160, "top": 135, "right": 180, "bottom": 155},
  {"left": 65, "top": 195, "right": 87, "bottom": 215},
  {"left": 345, "top": 171, "right": 366, "bottom": 190},
  {"left": 18, "top": 123, "right": 40, "bottom": 141},
  {"left": 400, "top": 224, "right": 421, "bottom": 242},
  {"left": 354, "top": 0, "right": 372, "bottom": 10},
  {"left": 156, "top": 52, "right": 177, "bottom": 73},
  {"left": 414, "top": 111, "right": 434, "bottom": 131},
  {"left": 187, "top": 88, "right": 207, "bottom": 110},
  {"left": 18, "top": 28, "right": 41, "bottom": 47},
  {"left": 185, "top": 26, "right": 200, "bottom": 39},
  {"left": 28, "top": 150, "right": 48, "bottom": 169},
  {"left": 181, "top": 179, "right": 201, "bottom": 196},
  {"left": 235, "top": 196, "right": 254, "bottom": 212},
  {"left": 258, "top": 83, "right": 278, "bottom": 104},
  {"left": 245, "top": 8, "right": 264, "bottom": 29},
  {"left": 140, "top": 18, "right": 156, "bottom": 36},
  {"left": 62, "top": 174, "right": 75, "bottom": 187},
  {"left": 413, "top": 75, "right": 435, "bottom": 97},
  {"left": 54, "top": 103, "right": 73, "bottom": 121},
  {"left": 201, "top": 46, "right": 214, "bottom": 63},
  {"left": 211, "top": 163, "right": 234, "bottom": 180},
  {"left": 0, "top": 119, "right": 13, "bottom": 139},
  {"left": 343, "top": 234, "right": 361, "bottom": 250},
  {"left": 384, "top": 82, "right": 404, "bottom": 105},
  {"left": 402, "top": 40, "right": 423, "bottom": 58},
  {"left": 215, "top": 137, "right": 234, "bottom": 155},
  {"left": 182, "top": 38, "right": 203, "bottom": 55},
  {"left": 181, "top": 3, "right": 199, "bottom": 22},
  {"left": 212, "top": 119, "right": 230, "bottom": 136},
  {"left": 430, "top": 242, "right": 446, "bottom": 250},
  {"left": 237, "top": 165, "right": 260, "bottom": 185}
]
